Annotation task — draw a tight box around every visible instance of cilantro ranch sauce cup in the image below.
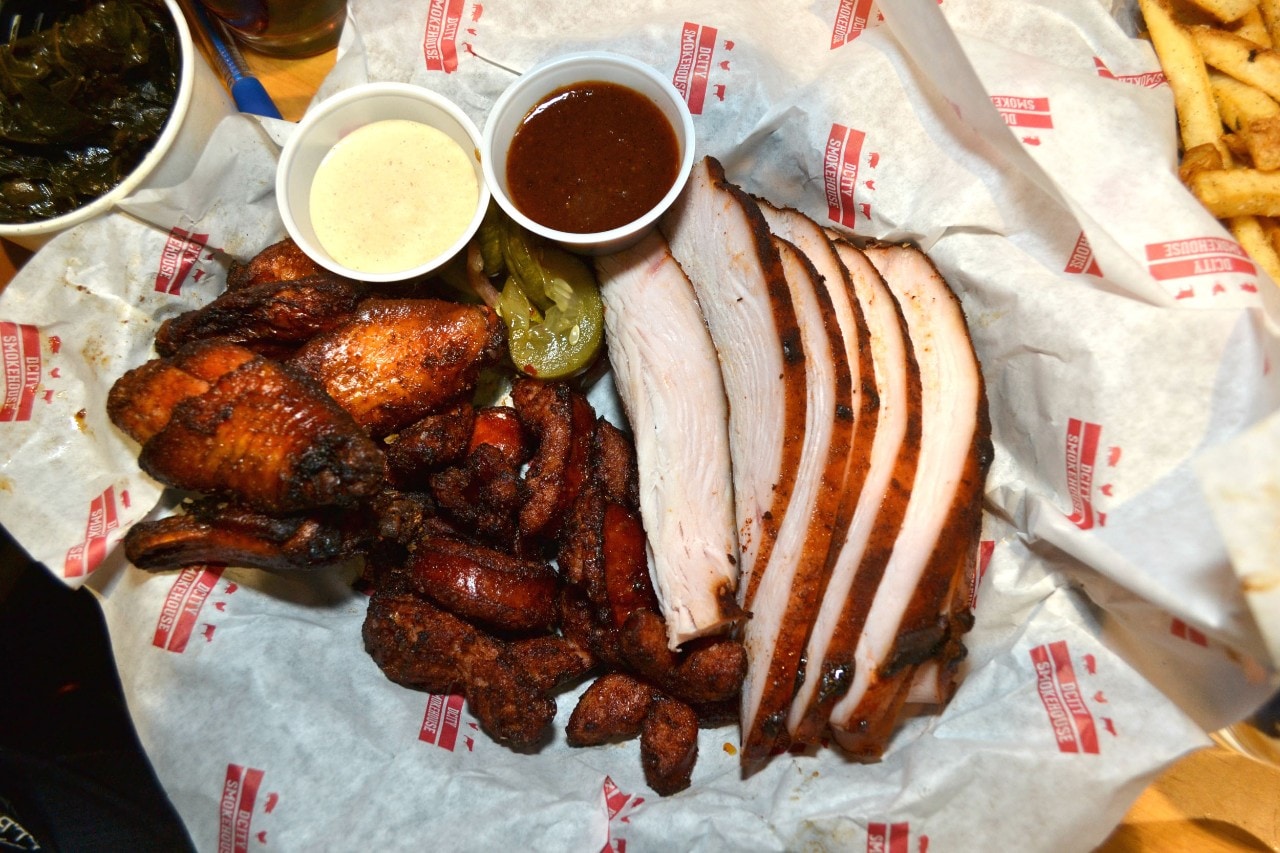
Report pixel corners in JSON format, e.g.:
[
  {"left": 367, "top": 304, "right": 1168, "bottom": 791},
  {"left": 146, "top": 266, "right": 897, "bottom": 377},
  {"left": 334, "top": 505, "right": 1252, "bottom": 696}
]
[
  {"left": 482, "top": 52, "right": 696, "bottom": 256},
  {"left": 276, "top": 82, "right": 489, "bottom": 282}
]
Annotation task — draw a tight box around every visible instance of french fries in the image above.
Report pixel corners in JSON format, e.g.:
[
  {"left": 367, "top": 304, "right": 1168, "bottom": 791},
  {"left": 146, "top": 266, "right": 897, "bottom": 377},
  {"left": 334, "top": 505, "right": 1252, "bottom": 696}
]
[
  {"left": 1141, "top": 0, "right": 1280, "bottom": 284},
  {"left": 1184, "top": 0, "right": 1261, "bottom": 22}
]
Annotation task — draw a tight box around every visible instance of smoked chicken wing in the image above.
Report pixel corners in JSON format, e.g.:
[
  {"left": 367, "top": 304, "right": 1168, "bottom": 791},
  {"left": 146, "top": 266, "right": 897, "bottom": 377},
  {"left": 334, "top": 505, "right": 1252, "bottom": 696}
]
[
  {"left": 288, "top": 298, "right": 506, "bottom": 438},
  {"left": 124, "top": 498, "right": 373, "bottom": 573},
  {"left": 113, "top": 344, "right": 386, "bottom": 513},
  {"left": 225, "top": 237, "right": 332, "bottom": 290},
  {"left": 154, "top": 275, "right": 368, "bottom": 358}
]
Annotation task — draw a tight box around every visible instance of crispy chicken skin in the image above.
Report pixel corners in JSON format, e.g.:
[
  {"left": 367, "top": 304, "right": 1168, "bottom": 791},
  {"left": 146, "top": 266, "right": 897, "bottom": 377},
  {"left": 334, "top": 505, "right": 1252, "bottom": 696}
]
[
  {"left": 107, "top": 339, "right": 257, "bottom": 445},
  {"left": 503, "top": 634, "right": 596, "bottom": 694},
  {"left": 289, "top": 298, "right": 506, "bottom": 438},
  {"left": 155, "top": 276, "right": 368, "bottom": 358},
  {"left": 511, "top": 378, "right": 596, "bottom": 544},
  {"left": 466, "top": 406, "right": 530, "bottom": 461},
  {"left": 428, "top": 445, "right": 528, "bottom": 544},
  {"left": 225, "top": 237, "right": 332, "bottom": 291},
  {"left": 362, "top": 569, "right": 467, "bottom": 694},
  {"left": 406, "top": 534, "right": 560, "bottom": 634},
  {"left": 385, "top": 402, "right": 476, "bottom": 488},
  {"left": 124, "top": 498, "right": 372, "bottom": 573},
  {"left": 618, "top": 609, "right": 747, "bottom": 705},
  {"left": 640, "top": 698, "right": 700, "bottom": 796},
  {"left": 566, "top": 673, "right": 656, "bottom": 746},
  {"left": 362, "top": 568, "right": 567, "bottom": 750},
  {"left": 131, "top": 350, "right": 386, "bottom": 513}
]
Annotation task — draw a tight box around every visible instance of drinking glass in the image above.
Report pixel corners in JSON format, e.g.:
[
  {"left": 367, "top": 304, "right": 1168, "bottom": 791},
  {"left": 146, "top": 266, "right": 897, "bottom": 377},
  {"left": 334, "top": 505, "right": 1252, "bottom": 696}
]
[{"left": 198, "top": 0, "right": 345, "bottom": 58}]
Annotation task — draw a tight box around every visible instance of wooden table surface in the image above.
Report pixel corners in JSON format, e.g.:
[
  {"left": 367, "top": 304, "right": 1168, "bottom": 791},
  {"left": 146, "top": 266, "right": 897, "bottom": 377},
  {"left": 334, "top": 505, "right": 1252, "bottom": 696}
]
[{"left": 3, "top": 27, "right": 1277, "bottom": 853}]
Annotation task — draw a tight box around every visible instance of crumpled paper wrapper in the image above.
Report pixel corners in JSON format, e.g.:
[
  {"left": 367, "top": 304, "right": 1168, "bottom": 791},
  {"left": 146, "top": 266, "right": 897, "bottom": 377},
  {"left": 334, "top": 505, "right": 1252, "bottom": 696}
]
[{"left": 2, "top": 0, "right": 1278, "bottom": 849}]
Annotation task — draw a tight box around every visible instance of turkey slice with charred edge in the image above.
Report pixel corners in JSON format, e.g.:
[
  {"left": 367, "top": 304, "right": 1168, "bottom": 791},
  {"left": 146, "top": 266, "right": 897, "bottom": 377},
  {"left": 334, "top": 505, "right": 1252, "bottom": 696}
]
[
  {"left": 787, "top": 236, "right": 921, "bottom": 743},
  {"left": 758, "top": 204, "right": 898, "bottom": 747},
  {"left": 827, "top": 242, "right": 991, "bottom": 759},
  {"left": 660, "top": 157, "right": 805, "bottom": 635},
  {"left": 729, "top": 234, "right": 855, "bottom": 762},
  {"left": 664, "top": 155, "right": 867, "bottom": 764},
  {"left": 660, "top": 157, "right": 812, "bottom": 765}
]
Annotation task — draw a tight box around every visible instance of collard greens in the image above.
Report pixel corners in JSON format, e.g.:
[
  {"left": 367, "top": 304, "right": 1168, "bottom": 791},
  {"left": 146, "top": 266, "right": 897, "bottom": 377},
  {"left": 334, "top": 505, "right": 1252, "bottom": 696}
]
[{"left": 0, "top": 0, "right": 178, "bottom": 223}]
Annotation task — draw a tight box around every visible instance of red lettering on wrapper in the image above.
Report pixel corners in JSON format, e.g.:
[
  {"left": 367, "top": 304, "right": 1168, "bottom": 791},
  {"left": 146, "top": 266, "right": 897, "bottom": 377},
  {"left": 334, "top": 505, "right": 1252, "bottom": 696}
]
[
  {"left": 1064, "top": 417, "right": 1104, "bottom": 530},
  {"left": 991, "top": 95, "right": 1054, "bottom": 130},
  {"left": 866, "top": 821, "right": 912, "bottom": 853},
  {"left": 0, "top": 321, "right": 40, "bottom": 422},
  {"left": 672, "top": 23, "right": 718, "bottom": 115},
  {"left": 218, "top": 764, "right": 264, "bottom": 853},
  {"left": 1030, "top": 641, "right": 1100, "bottom": 754},
  {"left": 601, "top": 776, "right": 644, "bottom": 853},
  {"left": 830, "top": 0, "right": 877, "bottom": 48},
  {"left": 420, "top": 693, "right": 466, "bottom": 750},
  {"left": 1093, "top": 56, "right": 1167, "bottom": 88},
  {"left": 153, "top": 566, "right": 224, "bottom": 652},
  {"left": 1065, "top": 232, "right": 1103, "bottom": 277},
  {"left": 63, "top": 486, "right": 124, "bottom": 578},
  {"left": 1171, "top": 617, "right": 1209, "bottom": 646},
  {"left": 824, "top": 123, "right": 872, "bottom": 227},
  {"left": 153, "top": 228, "right": 210, "bottom": 295},
  {"left": 423, "top": 0, "right": 465, "bottom": 73},
  {"left": 1145, "top": 236, "right": 1257, "bottom": 297}
]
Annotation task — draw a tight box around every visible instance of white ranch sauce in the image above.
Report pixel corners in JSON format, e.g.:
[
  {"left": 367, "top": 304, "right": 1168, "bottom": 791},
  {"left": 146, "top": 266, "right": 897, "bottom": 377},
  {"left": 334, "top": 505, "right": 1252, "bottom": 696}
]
[{"left": 309, "top": 119, "right": 479, "bottom": 274}]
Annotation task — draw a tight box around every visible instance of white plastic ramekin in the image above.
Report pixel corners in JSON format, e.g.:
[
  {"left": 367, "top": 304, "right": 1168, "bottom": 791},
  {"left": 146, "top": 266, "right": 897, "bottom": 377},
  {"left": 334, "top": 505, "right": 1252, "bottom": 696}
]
[
  {"left": 275, "top": 82, "right": 490, "bottom": 283},
  {"left": 481, "top": 51, "right": 696, "bottom": 256}
]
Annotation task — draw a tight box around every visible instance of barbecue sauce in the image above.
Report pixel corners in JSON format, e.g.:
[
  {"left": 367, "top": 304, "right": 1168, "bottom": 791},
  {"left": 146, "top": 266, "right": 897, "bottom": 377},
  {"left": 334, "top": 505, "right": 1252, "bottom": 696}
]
[{"left": 505, "top": 81, "right": 680, "bottom": 234}]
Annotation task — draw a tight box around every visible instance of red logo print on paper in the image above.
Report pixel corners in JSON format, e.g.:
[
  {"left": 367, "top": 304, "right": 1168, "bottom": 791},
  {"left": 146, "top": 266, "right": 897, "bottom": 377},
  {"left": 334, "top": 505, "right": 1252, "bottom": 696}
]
[
  {"left": 423, "top": 0, "right": 465, "bottom": 73},
  {"left": 1093, "top": 56, "right": 1167, "bottom": 88},
  {"left": 1065, "top": 231, "right": 1103, "bottom": 277},
  {"left": 154, "top": 228, "right": 211, "bottom": 295},
  {"left": 1171, "top": 617, "right": 1209, "bottom": 647},
  {"left": 0, "top": 322, "right": 41, "bottom": 422},
  {"left": 830, "top": 0, "right": 880, "bottom": 48},
  {"left": 825, "top": 124, "right": 878, "bottom": 228},
  {"left": 601, "top": 776, "right": 644, "bottom": 853},
  {"left": 1145, "top": 237, "right": 1257, "bottom": 299},
  {"left": 1064, "top": 417, "right": 1118, "bottom": 530},
  {"left": 1030, "top": 640, "right": 1101, "bottom": 754},
  {"left": 63, "top": 486, "right": 127, "bottom": 578},
  {"left": 152, "top": 566, "right": 229, "bottom": 652},
  {"left": 673, "top": 23, "right": 723, "bottom": 115},
  {"left": 992, "top": 94, "right": 1052, "bottom": 145},
  {"left": 420, "top": 692, "right": 467, "bottom": 750},
  {"left": 992, "top": 95, "right": 1053, "bottom": 129},
  {"left": 867, "top": 821, "right": 928, "bottom": 853},
  {"left": 218, "top": 764, "right": 275, "bottom": 853}
]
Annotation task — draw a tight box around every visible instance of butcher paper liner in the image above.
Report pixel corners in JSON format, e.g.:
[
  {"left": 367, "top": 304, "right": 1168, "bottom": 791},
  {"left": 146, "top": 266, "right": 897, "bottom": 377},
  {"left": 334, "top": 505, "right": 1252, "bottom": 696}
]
[{"left": 1, "top": 0, "right": 1277, "bottom": 850}]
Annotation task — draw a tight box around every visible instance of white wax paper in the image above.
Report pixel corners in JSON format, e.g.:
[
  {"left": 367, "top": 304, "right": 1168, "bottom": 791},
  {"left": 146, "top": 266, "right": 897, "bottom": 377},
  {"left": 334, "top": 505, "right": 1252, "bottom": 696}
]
[{"left": 2, "top": 0, "right": 1278, "bottom": 850}]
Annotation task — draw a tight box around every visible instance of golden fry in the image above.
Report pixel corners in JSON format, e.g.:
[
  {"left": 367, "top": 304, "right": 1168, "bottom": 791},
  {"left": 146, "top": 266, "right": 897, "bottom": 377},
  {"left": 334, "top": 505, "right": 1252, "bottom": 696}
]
[
  {"left": 1187, "top": 166, "right": 1280, "bottom": 215},
  {"left": 1240, "top": 114, "right": 1280, "bottom": 167},
  {"left": 1209, "top": 69, "right": 1280, "bottom": 129},
  {"left": 1141, "top": 0, "right": 1280, "bottom": 288},
  {"left": 1180, "top": 141, "right": 1227, "bottom": 182},
  {"left": 1228, "top": 215, "right": 1280, "bottom": 282},
  {"left": 1260, "top": 216, "right": 1280, "bottom": 260},
  {"left": 1192, "top": 24, "right": 1280, "bottom": 101},
  {"left": 1260, "top": 0, "right": 1280, "bottom": 44},
  {"left": 1231, "top": 8, "right": 1273, "bottom": 45},
  {"left": 1182, "top": 0, "right": 1262, "bottom": 23},
  {"left": 1140, "top": 0, "right": 1230, "bottom": 155}
]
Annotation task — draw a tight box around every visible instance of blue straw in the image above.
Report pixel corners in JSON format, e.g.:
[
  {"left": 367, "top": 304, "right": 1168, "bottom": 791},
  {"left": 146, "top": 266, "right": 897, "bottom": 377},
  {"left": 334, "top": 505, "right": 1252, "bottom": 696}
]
[{"left": 183, "top": 1, "right": 283, "bottom": 120}]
